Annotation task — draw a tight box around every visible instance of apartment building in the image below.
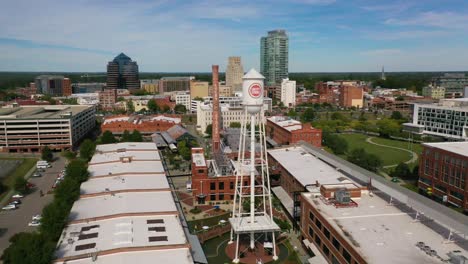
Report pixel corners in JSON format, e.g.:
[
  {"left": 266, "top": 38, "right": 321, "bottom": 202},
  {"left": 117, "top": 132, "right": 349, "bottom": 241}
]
[
  {"left": 0, "top": 105, "right": 95, "bottom": 152},
  {"left": 422, "top": 86, "right": 446, "bottom": 100},
  {"left": 280, "top": 78, "right": 296, "bottom": 107},
  {"left": 175, "top": 92, "right": 191, "bottom": 112}
]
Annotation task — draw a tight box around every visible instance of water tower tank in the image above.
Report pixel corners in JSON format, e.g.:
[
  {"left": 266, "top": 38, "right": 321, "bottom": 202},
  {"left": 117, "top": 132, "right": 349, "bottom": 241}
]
[{"left": 242, "top": 68, "right": 265, "bottom": 114}]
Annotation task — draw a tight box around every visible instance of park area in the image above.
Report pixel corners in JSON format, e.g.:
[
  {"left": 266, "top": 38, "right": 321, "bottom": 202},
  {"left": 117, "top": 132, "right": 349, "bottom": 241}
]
[{"left": 337, "top": 133, "right": 422, "bottom": 170}]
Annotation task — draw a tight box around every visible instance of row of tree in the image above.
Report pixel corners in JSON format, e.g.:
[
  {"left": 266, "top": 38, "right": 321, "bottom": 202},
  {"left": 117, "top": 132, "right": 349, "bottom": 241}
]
[
  {"left": 99, "top": 130, "right": 143, "bottom": 145},
  {"left": 1, "top": 158, "right": 91, "bottom": 264}
]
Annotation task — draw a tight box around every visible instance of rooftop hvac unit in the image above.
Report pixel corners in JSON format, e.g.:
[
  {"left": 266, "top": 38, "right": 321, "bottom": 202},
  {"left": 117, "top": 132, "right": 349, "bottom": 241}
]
[
  {"left": 335, "top": 189, "right": 351, "bottom": 204},
  {"left": 448, "top": 251, "right": 468, "bottom": 264}
]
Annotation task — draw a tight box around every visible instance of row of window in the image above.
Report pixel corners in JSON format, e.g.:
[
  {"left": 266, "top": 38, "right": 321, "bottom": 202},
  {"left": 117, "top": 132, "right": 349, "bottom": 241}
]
[{"left": 210, "top": 181, "right": 247, "bottom": 191}]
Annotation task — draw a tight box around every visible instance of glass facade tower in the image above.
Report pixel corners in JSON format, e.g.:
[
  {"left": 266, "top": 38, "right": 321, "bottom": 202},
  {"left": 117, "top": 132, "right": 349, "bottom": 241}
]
[{"left": 260, "top": 30, "right": 289, "bottom": 86}]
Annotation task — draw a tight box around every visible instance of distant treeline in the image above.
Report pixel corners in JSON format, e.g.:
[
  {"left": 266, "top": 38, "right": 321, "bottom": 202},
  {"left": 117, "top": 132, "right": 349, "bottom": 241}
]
[{"left": 0, "top": 71, "right": 466, "bottom": 93}]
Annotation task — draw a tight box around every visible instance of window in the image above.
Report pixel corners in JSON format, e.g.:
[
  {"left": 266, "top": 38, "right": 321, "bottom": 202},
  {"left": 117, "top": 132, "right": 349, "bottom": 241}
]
[
  {"left": 210, "top": 182, "right": 216, "bottom": 190},
  {"left": 315, "top": 218, "right": 322, "bottom": 230},
  {"left": 450, "top": 190, "right": 464, "bottom": 201},
  {"left": 244, "top": 181, "right": 248, "bottom": 186},
  {"left": 219, "top": 194, "right": 224, "bottom": 200},
  {"left": 309, "top": 211, "right": 314, "bottom": 221},
  {"left": 219, "top": 182, "right": 225, "bottom": 190},
  {"left": 210, "top": 194, "right": 216, "bottom": 200},
  {"left": 148, "top": 236, "right": 168, "bottom": 242},
  {"left": 332, "top": 237, "right": 341, "bottom": 251},
  {"left": 308, "top": 226, "right": 314, "bottom": 238},
  {"left": 314, "top": 234, "right": 321, "bottom": 246},
  {"left": 322, "top": 244, "right": 330, "bottom": 258},
  {"left": 323, "top": 228, "right": 331, "bottom": 240},
  {"left": 230, "top": 182, "right": 234, "bottom": 189},
  {"left": 343, "top": 249, "right": 352, "bottom": 264},
  {"left": 198, "top": 169, "right": 204, "bottom": 173}
]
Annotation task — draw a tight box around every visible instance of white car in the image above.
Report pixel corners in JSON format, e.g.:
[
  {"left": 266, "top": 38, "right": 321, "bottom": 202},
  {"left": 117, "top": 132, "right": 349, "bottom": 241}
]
[
  {"left": 32, "top": 172, "right": 42, "bottom": 177},
  {"left": 28, "top": 221, "right": 41, "bottom": 227},
  {"left": 32, "top": 214, "right": 42, "bottom": 221},
  {"left": 2, "top": 204, "right": 17, "bottom": 210},
  {"left": 12, "top": 194, "right": 24, "bottom": 199}
]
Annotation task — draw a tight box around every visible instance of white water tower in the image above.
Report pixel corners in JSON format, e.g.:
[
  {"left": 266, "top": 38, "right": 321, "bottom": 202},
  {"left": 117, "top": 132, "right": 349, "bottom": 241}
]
[{"left": 229, "top": 69, "right": 279, "bottom": 263}]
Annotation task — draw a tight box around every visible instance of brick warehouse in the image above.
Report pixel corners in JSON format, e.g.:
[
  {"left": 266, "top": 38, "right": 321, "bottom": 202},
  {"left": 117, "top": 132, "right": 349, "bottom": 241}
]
[
  {"left": 266, "top": 116, "right": 322, "bottom": 147},
  {"left": 418, "top": 142, "right": 468, "bottom": 212},
  {"left": 101, "top": 115, "right": 181, "bottom": 135}
]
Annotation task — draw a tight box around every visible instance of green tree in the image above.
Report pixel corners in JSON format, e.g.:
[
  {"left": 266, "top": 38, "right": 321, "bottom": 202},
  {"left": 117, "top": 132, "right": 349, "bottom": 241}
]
[
  {"left": 14, "top": 177, "right": 28, "bottom": 194},
  {"left": 126, "top": 99, "right": 135, "bottom": 113},
  {"left": 79, "top": 139, "right": 95, "bottom": 161},
  {"left": 61, "top": 150, "right": 76, "bottom": 160},
  {"left": 323, "top": 133, "right": 348, "bottom": 155},
  {"left": 41, "top": 146, "right": 53, "bottom": 162},
  {"left": 287, "top": 109, "right": 298, "bottom": 118},
  {"left": 193, "top": 96, "right": 203, "bottom": 101},
  {"left": 412, "top": 165, "right": 420, "bottom": 179},
  {"left": 301, "top": 108, "right": 316, "bottom": 122},
  {"left": 390, "top": 111, "right": 404, "bottom": 120},
  {"left": 391, "top": 162, "right": 411, "bottom": 179},
  {"left": 230, "top": 122, "right": 241, "bottom": 128},
  {"left": 205, "top": 124, "right": 213, "bottom": 137},
  {"left": 101, "top": 130, "right": 117, "bottom": 144},
  {"left": 130, "top": 129, "right": 143, "bottom": 142},
  {"left": 177, "top": 140, "right": 191, "bottom": 161},
  {"left": 121, "top": 130, "right": 131, "bottom": 142},
  {"left": 1, "top": 233, "right": 55, "bottom": 264},
  {"left": 174, "top": 104, "right": 187, "bottom": 114},
  {"left": 147, "top": 99, "right": 159, "bottom": 112},
  {"left": 376, "top": 119, "right": 401, "bottom": 138},
  {"left": 347, "top": 148, "right": 382, "bottom": 172}
]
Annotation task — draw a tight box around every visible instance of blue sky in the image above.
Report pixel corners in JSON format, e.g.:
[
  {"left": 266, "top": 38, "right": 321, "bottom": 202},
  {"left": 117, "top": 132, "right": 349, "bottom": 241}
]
[{"left": 1, "top": 0, "right": 468, "bottom": 72}]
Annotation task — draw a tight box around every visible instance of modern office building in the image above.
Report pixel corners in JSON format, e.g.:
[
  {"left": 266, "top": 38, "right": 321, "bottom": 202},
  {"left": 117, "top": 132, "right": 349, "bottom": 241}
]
[
  {"left": 53, "top": 142, "right": 203, "bottom": 264},
  {"left": 140, "top": 79, "right": 159, "bottom": 94},
  {"left": 268, "top": 144, "right": 468, "bottom": 264},
  {"left": 190, "top": 81, "right": 209, "bottom": 99},
  {"left": 159, "top": 77, "right": 193, "bottom": 93},
  {"left": 280, "top": 78, "right": 296, "bottom": 107},
  {"left": 422, "top": 86, "right": 446, "bottom": 100},
  {"left": 260, "top": 30, "right": 289, "bottom": 86},
  {"left": 175, "top": 91, "right": 191, "bottom": 112},
  {"left": 431, "top": 73, "right": 468, "bottom": 98},
  {"left": 266, "top": 116, "right": 322, "bottom": 147},
  {"left": 339, "top": 86, "right": 363, "bottom": 108},
  {"left": 106, "top": 53, "right": 140, "bottom": 91},
  {"left": 225, "top": 56, "right": 244, "bottom": 92},
  {"left": 418, "top": 142, "right": 468, "bottom": 212},
  {"left": 98, "top": 89, "right": 117, "bottom": 110},
  {"left": 404, "top": 98, "right": 468, "bottom": 140},
  {"left": 0, "top": 105, "right": 95, "bottom": 152},
  {"left": 72, "top": 82, "right": 105, "bottom": 94},
  {"left": 34, "top": 75, "right": 72, "bottom": 96}
]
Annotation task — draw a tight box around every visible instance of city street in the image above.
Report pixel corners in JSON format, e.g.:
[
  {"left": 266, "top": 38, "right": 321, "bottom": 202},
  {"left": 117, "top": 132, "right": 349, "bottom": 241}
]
[{"left": 0, "top": 155, "right": 67, "bottom": 254}]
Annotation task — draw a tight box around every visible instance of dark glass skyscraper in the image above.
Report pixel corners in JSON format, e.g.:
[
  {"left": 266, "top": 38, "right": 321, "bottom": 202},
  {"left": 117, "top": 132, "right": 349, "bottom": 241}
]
[
  {"left": 106, "top": 53, "right": 139, "bottom": 91},
  {"left": 260, "top": 30, "right": 289, "bottom": 86}
]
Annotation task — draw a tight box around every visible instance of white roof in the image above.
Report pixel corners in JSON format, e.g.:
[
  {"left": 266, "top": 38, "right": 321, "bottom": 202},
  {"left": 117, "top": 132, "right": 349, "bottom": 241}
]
[
  {"left": 302, "top": 192, "right": 468, "bottom": 264},
  {"left": 268, "top": 146, "right": 353, "bottom": 186},
  {"left": 80, "top": 174, "right": 169, "bottom": 195},
  {"left": 55, "top": 215, "right": 189, "bottom": 261},
  {"left": 69, "top": 191, "right": 177, "bottom": 222},
  {"left": 88, "top": 161, "right": 165, "bottom": 177},
  {"left": 423, "top": 142, "right": 468, "bottom": 157},
  {"left": 150, "top": 115, "right": 181, "bottom": 123},
  {"left": 192, "top": 153, "right": 206, "bottom": 167},
  {"left": 90, "top": 150, "right": 160, "bottom": 164},
  {"left": 58, "top": 249, "right": 193, "bottom": 264},
  {"left": 267, "top": 116, "right": 303, "bottom": 131},
  {"left": 96, "top": 142, "right": 158, "bottom": 153},
  {"left": 102, "top": 116, "right": 130, "bottom": 125}
]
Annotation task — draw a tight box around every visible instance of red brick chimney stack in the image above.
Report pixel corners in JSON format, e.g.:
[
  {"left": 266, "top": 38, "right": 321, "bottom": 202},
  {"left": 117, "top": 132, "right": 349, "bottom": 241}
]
[{"left": 212, "top": 65, "right": 220, "bottom": 152}]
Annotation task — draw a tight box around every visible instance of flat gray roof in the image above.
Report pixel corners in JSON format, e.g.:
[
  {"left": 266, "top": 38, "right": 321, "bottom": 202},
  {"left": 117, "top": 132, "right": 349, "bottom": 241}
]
[
  {"left": 90, "top": 150, "right": 161, "bottom": 164},
  {"left": 0, "top": 105, "right": 92, "bottom": 119},
  {"left": 88, "top": 161, "right": 165, "bottom": 177},
  {"left": 95, "top": 142, "right": 158, "bottom": 152},
  {"left": 423, "top": 142, "right": 468, "bottom": 157},
  {"left": 80, "top": 174, "right": 169, "bottom": 195}
]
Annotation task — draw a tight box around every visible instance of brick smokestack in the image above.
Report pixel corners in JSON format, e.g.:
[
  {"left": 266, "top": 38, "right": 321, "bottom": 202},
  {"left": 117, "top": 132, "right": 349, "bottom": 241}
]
[{"left": 212, "top": 65, "right": 221, "bottom": 152}]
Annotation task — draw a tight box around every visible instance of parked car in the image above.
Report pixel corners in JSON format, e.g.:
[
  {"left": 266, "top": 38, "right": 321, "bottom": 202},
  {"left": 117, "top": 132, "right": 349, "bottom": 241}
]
[
  {"left": 2, "top": 204, "right": 17, "bottom": 210},
  {"left": 26, "top": 182, "right": 36, "bottom": 189},
  {"left": 12, "top": 194, "right": 24, "bottom": 199},
  {"left": 9, "top": 200, "right": 21, "bottom": 205},
  {"left": 32, "top": 214, "right": 42, "bottom": 221},
  {"left": 28, "top": 221, "right": 41, "bottom": 227},
  {"left": 32, "top": 172, "right": 42, "bottom": 177}
]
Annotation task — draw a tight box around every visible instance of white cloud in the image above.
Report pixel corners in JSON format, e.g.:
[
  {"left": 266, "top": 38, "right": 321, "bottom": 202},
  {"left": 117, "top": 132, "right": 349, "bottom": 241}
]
[{"left": 385, "top": 11, "right": 468, "bottom": 29}]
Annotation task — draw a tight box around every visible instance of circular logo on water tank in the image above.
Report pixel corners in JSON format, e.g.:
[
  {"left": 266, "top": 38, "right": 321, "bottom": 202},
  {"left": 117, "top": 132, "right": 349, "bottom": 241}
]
[{"left": 248, "top": 83, "right": 262, "bottom": 98}]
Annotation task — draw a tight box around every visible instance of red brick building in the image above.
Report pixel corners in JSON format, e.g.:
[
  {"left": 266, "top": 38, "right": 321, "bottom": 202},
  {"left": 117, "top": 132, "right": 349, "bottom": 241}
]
[
  {"left": 153, "top": 97, "right": 176, "bottom": 110},
  {"left": 191, "top": 148, "right": 249, "bottom": 204},
  {"left": 63, "top": 78, "right": 72, "bottom": 96},
  {"left": 418, "top": 142, "right": 468, "bottom": 212},
  {"left": 101, "top": 115, "right": 181, "bottom": 135},
  {"left": 266, "top": 116, "right": 322, "bottom": 147},
  {"left": 338, "top": 85, "right": 363, "bottom": 108},
  {"left": 315, "top": 82, "right": 338, "bottom": 105},
  {"left": 99, "top": 89, "right": 117, "bottom": 110}
]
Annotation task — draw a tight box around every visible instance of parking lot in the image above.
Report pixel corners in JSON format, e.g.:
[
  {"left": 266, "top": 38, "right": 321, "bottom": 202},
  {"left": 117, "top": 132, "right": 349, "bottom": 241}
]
[{"left": 0, "top": 155, "right": 67, "bottom": 254}]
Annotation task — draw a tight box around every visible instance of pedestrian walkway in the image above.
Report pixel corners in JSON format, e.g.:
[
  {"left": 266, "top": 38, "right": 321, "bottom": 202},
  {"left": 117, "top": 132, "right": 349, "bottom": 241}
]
[{"left": 366, "top": 137, "right": 418, "bottom": 168}]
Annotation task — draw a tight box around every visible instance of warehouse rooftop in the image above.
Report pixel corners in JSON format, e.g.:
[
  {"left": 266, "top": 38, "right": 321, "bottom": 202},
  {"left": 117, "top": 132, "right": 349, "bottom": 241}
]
[
  {"left": 0, "top": 105, "right": 92, "bottom": 119},
  {"left": 90, "top": 150, "right": 161, "bottom": 164},
  {"left": 80, "top": 174, "right": 169, "bottom": 196},
  {"left": 88, "top": 161, "right": 165, "bottom": 177},
  {"left": 95, "top": 142, "right": 159, "bottom": 152}
]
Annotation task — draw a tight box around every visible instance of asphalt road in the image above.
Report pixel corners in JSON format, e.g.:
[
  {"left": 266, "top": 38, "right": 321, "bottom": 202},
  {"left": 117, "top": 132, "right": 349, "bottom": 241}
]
[{"left": 0, "top": 155, "right": 67, "bottom": 254}]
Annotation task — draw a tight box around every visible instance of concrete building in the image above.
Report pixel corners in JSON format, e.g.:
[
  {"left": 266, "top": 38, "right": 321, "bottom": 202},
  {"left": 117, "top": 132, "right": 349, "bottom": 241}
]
[
  {"left": 209, "top": 84, "right": 232, "bottom": 97},
  {"left": 404, "top": 98, "right": 468, "bottom": 140},
  {"left": 35, "top": 75, "right": 72, "bottom": 96},
  {"left": 418, "top": 142, "right": 468, "bottom": 212},
  {"left": 0, "top": 105, "right": 95, "bottom": 152},
  {"left": 159, "top": 77, "right": 193, "bottom": 93},
  {"left": 268, "top": 144, "right": 468, "bottom": 264},
  {"left": 225, "top": 56, "right": 244, "bottom": 92},
  {"left": 190, "top": 81, "right": 209, "bottom": 99},
  {"left": 280, "top": 78, "right": 296, "bottom": 107},
  {"left": 101, "top": 115, "right": 181, "bottom": 135},
  {"left": 69, "top": 93, "right": 100, "bottom": 105},
  {"left": 106, "top": 53, "right": 140, "bottom": 91},
  {"left": 175, "top": 91, "right": 191, "bottom": 112},
  {"left": 98, "top": 89, "right": 117, "bottom": 110},
  {"left": 140, "top": 79, "right": 159, "bottom": 94},
  {"left": 261, "top": 30, "right": 289, "bottom": 85},
  {"left": 431, "top": 73, "right": 468, "bottom": 98},
  {"left": 423, "top": 86, "right": 446, "bottom": 99},
  {"left": 339, "top": 85, "right": 363, "bottom": 108},
  {"left": 72, "top": 82, "right": 105, "bottom": 94},
  {"left": 266, "top": 116, "right": 322, "bottom": 147},
  {"left": 53, "top": 142, "right": 203, "bottom": 264}
]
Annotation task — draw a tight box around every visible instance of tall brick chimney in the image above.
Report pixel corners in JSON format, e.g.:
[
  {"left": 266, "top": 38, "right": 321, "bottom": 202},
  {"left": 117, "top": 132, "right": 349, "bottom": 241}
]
[{"left": 212, "top": 65, "right": 221, "bottom": 152}]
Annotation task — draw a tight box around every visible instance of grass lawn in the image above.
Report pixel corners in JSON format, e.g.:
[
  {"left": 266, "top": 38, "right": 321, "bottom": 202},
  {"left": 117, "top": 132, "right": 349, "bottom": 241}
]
[
  {"left": 338, "top": 134, "right": 415, "bottom": 167},
  {"left": 0, "top": 157, "right": 37, "bottom": 201},
  {"left": 371, "top": 137, "right": 423, "bottom": 156}
]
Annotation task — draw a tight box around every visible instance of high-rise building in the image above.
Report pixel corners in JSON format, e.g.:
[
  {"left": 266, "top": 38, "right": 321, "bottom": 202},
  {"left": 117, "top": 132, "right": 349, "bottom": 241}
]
[
  {"left": 260, "top": 30, "right": 289, "bottom": 86},
  {"left": 280, "top": 78, "right": 296, "bottom": 107},
  {"left": 34, "top": 75, "right": 72, "bottom": 96},
  {"left": 225, "top": 56, "right": 244, "bottom": 92},
  {"left": 106, "top": 53, "right": 140, "bottom": 91}
]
